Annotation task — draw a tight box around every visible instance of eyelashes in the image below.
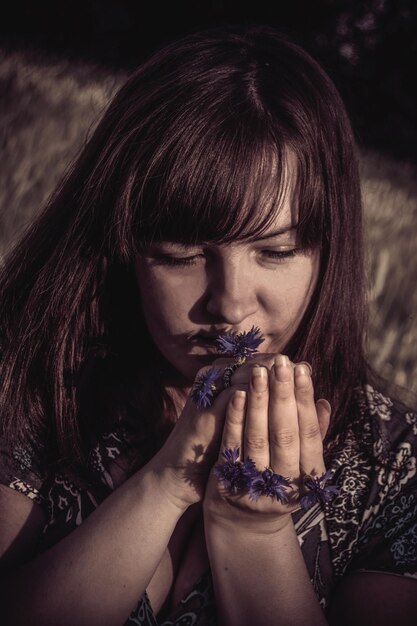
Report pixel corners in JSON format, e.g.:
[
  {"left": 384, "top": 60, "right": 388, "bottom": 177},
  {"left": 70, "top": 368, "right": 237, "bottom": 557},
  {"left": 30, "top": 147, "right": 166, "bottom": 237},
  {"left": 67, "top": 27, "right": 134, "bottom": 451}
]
[
  {"left": 153, "top": 249, "right": 299, "bottom": 267},
  {"left": 261, "top": 249, "right": 298, "bottom": 261},
  {"left": 155, "top": 255, "right": 203, "bottom": 267}
]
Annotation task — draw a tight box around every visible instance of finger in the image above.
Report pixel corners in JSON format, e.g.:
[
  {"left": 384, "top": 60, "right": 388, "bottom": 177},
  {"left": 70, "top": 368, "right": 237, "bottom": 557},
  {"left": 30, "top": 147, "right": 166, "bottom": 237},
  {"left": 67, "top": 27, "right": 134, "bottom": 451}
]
[
  {"left": 184, "top": 366, "right": 234, "bottom": 450},
  {"left": 316, "top": 398, "right": 331, "bottom": 440},
  {"left": 218, "top": 390, "right": 247, "bottom": 461},
  {"left": 224, "top": 354, "right": 293, "bottom": 388},
  {"left": 214, "top": 353, "right": 277, "bottom": 367},
  {"left": 269, "top": 355, "right": 300, "bottom": 478},
  {"left": 294, "top": 363, "right": 326, "bottom": 476},
  {"left": 298, "top": 361, "right": 312, "bottom": 375},
  {"left": 243, "top": 366, "right": 270, "bottom": 469},
  {"left": 213, "top": 356, "right": 275, "bottom": 390}
]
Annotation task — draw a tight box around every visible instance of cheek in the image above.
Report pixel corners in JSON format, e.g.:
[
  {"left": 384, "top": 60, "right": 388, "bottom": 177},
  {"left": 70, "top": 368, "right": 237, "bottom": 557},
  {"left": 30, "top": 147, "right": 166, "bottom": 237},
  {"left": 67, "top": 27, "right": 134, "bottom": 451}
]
[
  {"left": 296, "top": 258, "right": 319, "bottom": 303},
  {"left": 137, "top": 274, "right": 175, "bottom": 331},
  {"left": 136, "top": 267, "right": 199, "bottom": 335},
  {"left": 273, "top": 255, "right": 319, "bottom": 318}
]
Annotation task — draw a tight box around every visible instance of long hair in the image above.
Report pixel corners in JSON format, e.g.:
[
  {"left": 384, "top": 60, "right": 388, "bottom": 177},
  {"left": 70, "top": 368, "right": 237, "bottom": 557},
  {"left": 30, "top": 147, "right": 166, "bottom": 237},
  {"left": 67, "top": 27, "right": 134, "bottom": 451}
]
[{"left": 0, "top": 26, "right": 367, "bottom": 471}]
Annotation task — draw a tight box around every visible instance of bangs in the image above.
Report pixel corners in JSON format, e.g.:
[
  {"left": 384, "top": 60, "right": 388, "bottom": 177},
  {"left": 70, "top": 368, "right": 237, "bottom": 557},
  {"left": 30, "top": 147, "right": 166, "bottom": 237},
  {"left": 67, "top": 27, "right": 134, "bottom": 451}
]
[
  {"left": 126, "top": 113, "right": 315, "bottom": 250},
  {"left": 108, "top": 33, "right": 331, "bottom": 260}
]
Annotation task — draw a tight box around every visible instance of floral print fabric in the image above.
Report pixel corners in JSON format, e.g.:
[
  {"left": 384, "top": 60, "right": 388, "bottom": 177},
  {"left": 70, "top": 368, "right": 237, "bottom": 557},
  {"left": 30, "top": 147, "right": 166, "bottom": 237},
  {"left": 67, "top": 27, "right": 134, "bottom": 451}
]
[{"left": 1, "top": 383, "right": 416, "bottom": 624}]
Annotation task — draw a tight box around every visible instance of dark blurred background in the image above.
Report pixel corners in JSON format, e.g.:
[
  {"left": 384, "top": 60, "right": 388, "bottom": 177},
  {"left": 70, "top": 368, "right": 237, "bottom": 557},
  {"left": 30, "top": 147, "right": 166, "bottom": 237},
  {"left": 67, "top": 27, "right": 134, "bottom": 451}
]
[{"left": 1, "top": 0, "right": 416, "bottom": 162}]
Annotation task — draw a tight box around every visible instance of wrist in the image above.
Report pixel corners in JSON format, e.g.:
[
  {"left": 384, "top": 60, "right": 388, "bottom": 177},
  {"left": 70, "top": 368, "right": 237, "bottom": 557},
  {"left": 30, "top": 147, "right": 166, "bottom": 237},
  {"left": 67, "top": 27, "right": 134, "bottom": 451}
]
[
  {"left": 203, "top": 498, "right": 294, "bottom": 536},
  {"left": 144, "top": 457, "right": 195, "bottom": 514}
]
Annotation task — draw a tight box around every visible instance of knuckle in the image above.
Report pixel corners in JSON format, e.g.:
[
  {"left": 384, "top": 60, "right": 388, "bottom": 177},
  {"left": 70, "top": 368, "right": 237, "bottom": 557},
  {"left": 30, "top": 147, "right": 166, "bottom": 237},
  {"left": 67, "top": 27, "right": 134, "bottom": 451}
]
[
  {"left": 227, "top": 409, "right": 244, "bottom": 426},
  {"left": 300, "top": 423, "right": 321, "bottom": 439},
  {"left": 296, "top": 385, "right": 314, "bottom": 402},
  {"left": 250, "top": 390, "right": 269, "bottom": 404},
  {"left": 223, "top": 440, "right": 241, "bottom": 452},
  {"left": 270, "top": 429, "right": 298, "bottom": 448},
  {"left": 245, "top": 435, "right": 268, "bottom": 450},
  {"left": 272, "top": 380, "right": 294, "bottom": 401}
]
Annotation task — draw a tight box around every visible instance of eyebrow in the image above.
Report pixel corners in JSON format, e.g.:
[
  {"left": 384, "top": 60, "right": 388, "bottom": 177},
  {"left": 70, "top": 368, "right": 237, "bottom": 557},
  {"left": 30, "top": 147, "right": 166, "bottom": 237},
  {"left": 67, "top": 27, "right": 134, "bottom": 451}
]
[
  {"left": 247, "top": 225, "right": 298, "bottom": 242},
  {"left": 146, "top": 225, "right": 298, "bottom": 251}
]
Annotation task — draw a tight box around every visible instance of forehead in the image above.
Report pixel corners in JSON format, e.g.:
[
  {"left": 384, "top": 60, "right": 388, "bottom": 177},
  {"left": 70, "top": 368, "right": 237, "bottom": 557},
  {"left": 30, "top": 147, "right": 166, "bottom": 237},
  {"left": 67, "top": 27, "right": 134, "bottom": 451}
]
[
  {"left": 229, "top": 151, "right": 299, "bottom": 240},
  {"left": 241, "top": 201, "right": 297, "bottom": 247},
  {"left": 135, "top": 145, "right": 300, "bottom": 247}
]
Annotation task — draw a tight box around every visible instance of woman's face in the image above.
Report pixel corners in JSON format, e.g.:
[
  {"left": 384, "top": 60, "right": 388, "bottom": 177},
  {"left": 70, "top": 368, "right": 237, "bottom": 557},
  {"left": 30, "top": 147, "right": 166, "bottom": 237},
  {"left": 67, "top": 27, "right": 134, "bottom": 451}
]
[{"left": 135, "top": 182, "right": 320, "bottom": 386}]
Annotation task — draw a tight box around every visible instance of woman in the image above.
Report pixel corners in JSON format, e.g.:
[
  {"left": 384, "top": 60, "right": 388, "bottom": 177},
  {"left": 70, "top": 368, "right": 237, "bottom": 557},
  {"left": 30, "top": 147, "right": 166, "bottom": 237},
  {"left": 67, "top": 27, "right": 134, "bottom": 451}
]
[{"left": 0, "top": 25, "right": 416, "bottom": 626}]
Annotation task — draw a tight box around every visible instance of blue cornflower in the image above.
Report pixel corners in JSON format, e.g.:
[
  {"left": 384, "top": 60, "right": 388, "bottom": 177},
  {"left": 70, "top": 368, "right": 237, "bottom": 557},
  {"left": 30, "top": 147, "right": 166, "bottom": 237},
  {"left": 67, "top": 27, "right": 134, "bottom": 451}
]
[
  {"left": 299, "top": 470, "right": 339, "bottom": 511},
  {"left": 217, "top": 325, "right": 265, "bottom": 360},
  {"left": 248, "top": 468, "right": 292, "bottom": 503},
  {"left": 214, "top": 448, "right": 257, "bottom": 495},
  {"left": 190, "top": 367, "right": 223, "bottom": 409}
]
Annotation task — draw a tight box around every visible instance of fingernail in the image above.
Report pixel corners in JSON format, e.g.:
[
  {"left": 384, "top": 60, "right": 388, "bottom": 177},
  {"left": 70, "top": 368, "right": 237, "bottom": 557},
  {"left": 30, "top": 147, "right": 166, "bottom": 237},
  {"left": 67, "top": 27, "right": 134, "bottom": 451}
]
[
  {"left": 295, "top": 363, "right": 311, "bottom": 377},
  {"left": 316, "top": 398, "right": 331, "bottom": 413},
  {"left": 298, "top": 361, "right": 312, "bottom": 375},
  {"left": 274, "top": 354, "right": 289, "bottom": 367},
  {"left": 232, "top": 389, "right": 246, "bottom": 410},
  {"left": 252, "top": 366, "right": 268, "bottom": 391}
]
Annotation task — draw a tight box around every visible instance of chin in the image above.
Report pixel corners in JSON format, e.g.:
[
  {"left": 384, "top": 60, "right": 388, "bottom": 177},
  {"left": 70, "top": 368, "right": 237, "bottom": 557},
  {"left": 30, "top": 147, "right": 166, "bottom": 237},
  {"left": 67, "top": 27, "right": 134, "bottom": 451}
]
[
  {"left": 175, "top": 353, "right": 218, "bottom": 383},
  {"left": 189, "top": 353, "right": 219, "bottom": 372}
]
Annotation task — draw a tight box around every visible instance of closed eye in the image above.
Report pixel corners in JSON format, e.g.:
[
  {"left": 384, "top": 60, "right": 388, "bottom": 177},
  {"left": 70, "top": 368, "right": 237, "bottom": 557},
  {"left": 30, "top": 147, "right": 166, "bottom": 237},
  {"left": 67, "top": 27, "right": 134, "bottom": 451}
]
[
  {"left": 261, "top": 249, "right": 298, "bottom": 262},
  {"left": 150, "top": 248, "right": 299, "bottom": 267},
  {"left": 152, "top": 254, "right": 202, "bottom": 267}
]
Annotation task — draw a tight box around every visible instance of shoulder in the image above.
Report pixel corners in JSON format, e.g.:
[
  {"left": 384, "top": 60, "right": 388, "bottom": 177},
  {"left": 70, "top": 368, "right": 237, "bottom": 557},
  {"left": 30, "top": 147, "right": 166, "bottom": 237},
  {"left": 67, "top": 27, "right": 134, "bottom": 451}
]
[
  {"left": 347, "top": 384, "right": 417, "bottom": 578},
  {"left": 356, "top": 382, "right": 417, "bottom": 441},
  {"left": 344, "top": 383, "right": 417, "bottom": 478},
  {"left": 0, "top": 436, "right": 50, "bottom": 565},
  {"left": 356, "top": 383, "right": 417, "bottom": 487},
  {"left": 0, "top": 437, "right": 47, "bottom": 506},
  {"left": 0, "top": 483, "right": 47, "bottom": 569},
  {"left": 324, "top": 383, "right": 417, "bottom": 581}
]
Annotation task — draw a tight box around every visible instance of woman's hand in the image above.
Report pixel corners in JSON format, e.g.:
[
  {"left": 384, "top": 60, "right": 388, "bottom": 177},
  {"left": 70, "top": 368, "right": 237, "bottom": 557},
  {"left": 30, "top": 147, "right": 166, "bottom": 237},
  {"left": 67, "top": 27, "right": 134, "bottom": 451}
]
[
  {"left": 149, "top": 373, "right": 235, "bottom": 512},
  {"left": 149, "top": 353, "right": 278, "bottom": 512},
  {"left": 203, "top": 354, "right": 331, "bottom": 531}
]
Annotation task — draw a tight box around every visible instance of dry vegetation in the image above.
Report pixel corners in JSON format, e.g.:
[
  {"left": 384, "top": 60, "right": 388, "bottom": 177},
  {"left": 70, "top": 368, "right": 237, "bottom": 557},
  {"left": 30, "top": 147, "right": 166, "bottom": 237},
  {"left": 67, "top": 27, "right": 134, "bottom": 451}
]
[{"left": 1, "top": 49, "right": 416, "bottom": 398}]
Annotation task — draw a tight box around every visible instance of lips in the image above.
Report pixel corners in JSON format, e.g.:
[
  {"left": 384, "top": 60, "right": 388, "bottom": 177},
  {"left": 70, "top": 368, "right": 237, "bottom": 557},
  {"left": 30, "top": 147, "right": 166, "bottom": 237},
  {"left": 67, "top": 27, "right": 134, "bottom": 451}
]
[
  {"left": 198, "top": 335, "right": 219, "bottom": 344},
  {"left": 192, "top": 333, "right": 223, "bottom": 354},
  {"left": 197, "top": 328, "right": 233, "bottom": 341},
  {"left": 193, "top": 335, "right": 220, "bottom": 350}
]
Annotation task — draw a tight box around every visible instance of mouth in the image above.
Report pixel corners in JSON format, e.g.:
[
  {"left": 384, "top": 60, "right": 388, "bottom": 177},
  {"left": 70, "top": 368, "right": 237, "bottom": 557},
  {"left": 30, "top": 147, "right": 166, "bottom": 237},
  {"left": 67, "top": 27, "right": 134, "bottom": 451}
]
[
  {"left": 192, "top": 335, "right": 221, "bottom": 351},
  {"left": 190, "top": 332, "right": 229, "bottom": 355},
  {"left": 196, "top": 327, "right": 237, "bottom": 341},
  {"left": 197, "top": 335, "right": 220, "bottom": 345}
]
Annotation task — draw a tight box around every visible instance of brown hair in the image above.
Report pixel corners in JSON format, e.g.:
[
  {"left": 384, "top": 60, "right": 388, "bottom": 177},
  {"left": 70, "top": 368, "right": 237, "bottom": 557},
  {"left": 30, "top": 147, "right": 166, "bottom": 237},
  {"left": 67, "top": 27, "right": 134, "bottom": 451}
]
[{"left": 0, "top": 26, "right": 367, "bottom": 470}]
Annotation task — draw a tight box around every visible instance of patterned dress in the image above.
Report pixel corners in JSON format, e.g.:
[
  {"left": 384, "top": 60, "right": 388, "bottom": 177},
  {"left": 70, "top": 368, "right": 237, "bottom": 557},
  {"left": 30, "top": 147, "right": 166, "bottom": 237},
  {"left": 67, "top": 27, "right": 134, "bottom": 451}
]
[{"left": 1, "top": 384, "right": 417, "bottom": 625}]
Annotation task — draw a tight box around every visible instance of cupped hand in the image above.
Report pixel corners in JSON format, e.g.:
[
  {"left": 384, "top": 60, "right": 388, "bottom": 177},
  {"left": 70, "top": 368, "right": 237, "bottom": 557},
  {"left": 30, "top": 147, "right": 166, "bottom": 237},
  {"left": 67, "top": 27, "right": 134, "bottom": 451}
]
[
  {"left": 203, "top": 354, "right": 331, "bottom": 531},
  {"left": 151, "top": 354, "right": 270, "bottom": 511},
  {"left": 213, "top": 352, "right": 313, "bottom": 391},
  {"left": 149, "top": 369, "right": 235, "bottom": 511}
]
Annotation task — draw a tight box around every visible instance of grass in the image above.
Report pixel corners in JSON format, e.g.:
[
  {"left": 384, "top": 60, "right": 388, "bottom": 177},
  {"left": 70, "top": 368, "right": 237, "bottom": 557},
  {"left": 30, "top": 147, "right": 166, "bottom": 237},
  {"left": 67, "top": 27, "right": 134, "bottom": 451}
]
[{"left": 1, "top": 48, "right": 416, "bottom": 398}]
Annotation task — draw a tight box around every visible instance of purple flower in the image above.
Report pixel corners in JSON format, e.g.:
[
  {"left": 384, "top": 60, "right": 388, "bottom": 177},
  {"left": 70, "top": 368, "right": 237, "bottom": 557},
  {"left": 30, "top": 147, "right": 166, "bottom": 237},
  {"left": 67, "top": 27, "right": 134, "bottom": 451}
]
[
  {"left": 241, "top": 456, "right": 258, "bottom": 479},
  {"left": 300, "top": 470, "right": 339, "bottom": 511},
  {"left": 216, "top": 326, "right": 265, "bottom": 360},
  {"left": 248, "top": 468, "right": 292, "bottom": 503},
  {"left": 191, "top": 367, "right": 223, "bottom": 409},
  {"left": 214, "top": 448, "right": 257, "bottom": 495}
]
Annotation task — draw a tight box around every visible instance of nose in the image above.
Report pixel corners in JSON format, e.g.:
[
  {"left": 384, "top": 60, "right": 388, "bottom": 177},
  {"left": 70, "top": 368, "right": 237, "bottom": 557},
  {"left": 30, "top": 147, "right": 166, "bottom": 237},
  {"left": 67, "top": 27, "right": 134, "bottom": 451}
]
[{"left": 205, "top": 256, "right": 259, "bottom": 324}]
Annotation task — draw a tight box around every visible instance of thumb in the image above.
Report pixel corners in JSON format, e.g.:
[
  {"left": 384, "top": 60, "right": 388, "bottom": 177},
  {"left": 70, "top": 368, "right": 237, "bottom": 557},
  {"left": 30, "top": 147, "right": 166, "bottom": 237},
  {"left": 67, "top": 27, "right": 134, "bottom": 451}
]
[{"left": 316, "top": 398, "right": 331, "bottom": 440}]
